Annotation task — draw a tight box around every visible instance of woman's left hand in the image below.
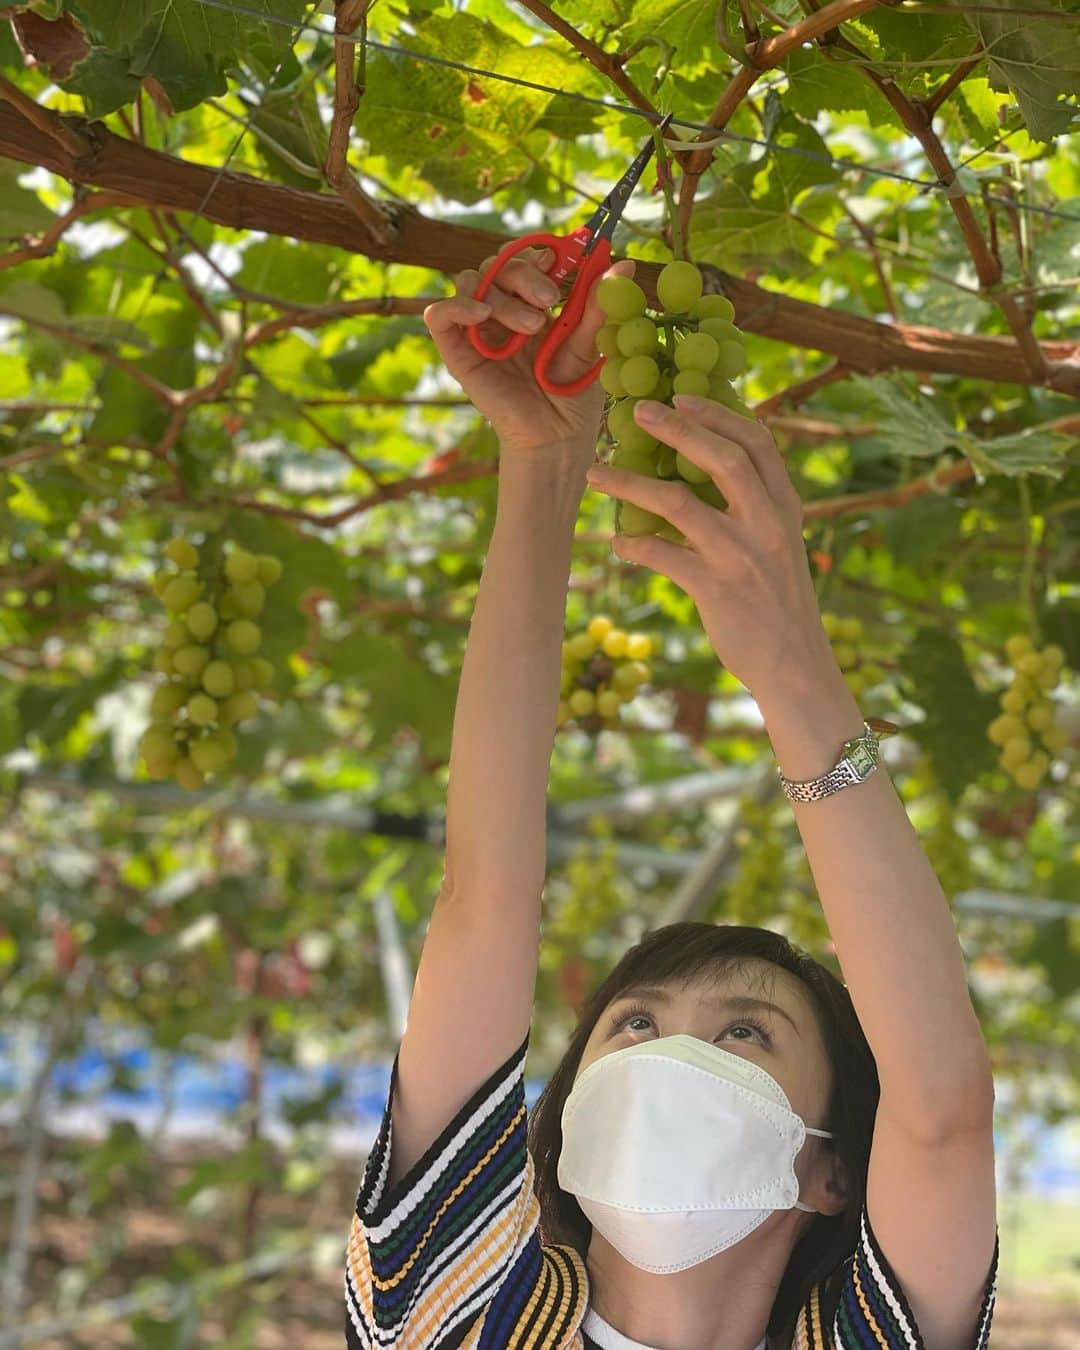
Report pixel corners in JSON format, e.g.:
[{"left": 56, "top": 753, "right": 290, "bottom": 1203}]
[{"left": 585, "top": 392, "right": 838, "bottom": 702}]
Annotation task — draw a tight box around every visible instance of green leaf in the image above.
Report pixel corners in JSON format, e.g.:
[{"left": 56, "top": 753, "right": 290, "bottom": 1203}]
[
  {"left": 236, "top": 238, "right": 336, "bottom": 307},
  {"left": 63, "top": 0, "right": 309, "bottom": 112},
  {"left": 783, "top": 48, "right": 892, "bottom": 122},
  {"left": 960, "top": 0, "right": 1080, "bottom": 142},
  {"left": 900, "top": 628, "right": 999, "bottom": 801},
  {"left": 848, "top": 374, "right": 966, "bottom": 459},
  {"left": 89, "top": 300, "right": 197, "bottom": 444},
  {"left": 328, "top": 631, "right": 455, "bottom": 756},
  {"left": 362, "top": 12, "right": 595, "bottom": 203},
  {"left": 18, "top": 661, "right": 123, "bottom": 747},
  {"left": 327, "top": 316, "right": 428, "bottom": 387},
  {"left": 0, "top": 161, "right": 55, "bottom": 238},
  {"left": 975, "top": 426, "right": 1076, "bottom": 479}
]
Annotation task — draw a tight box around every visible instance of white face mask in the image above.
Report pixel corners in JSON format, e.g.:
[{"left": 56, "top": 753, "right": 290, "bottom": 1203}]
[{"left": 557, "top": 1033, "right": 834, "bottom": 1275}]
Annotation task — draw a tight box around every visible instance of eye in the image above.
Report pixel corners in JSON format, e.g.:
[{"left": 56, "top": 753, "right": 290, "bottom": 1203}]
[{"left": 606, "top": 1004, "right": 772, "bottom": 1047}]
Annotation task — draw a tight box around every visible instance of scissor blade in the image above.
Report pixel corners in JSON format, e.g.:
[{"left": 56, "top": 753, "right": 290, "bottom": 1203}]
[{"left": 593, "top": 112, "right": 675, "bottom": 238}]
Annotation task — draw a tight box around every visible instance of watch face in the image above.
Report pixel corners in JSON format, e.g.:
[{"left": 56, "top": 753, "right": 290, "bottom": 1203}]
[{"left": 848, "top": 743, "right": 874, "bottom": 776}]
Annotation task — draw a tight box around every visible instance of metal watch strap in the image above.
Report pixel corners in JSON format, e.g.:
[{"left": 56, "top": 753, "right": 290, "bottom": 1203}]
[{"left": 777, "top": 719, "right": 883, "bottom": 804}]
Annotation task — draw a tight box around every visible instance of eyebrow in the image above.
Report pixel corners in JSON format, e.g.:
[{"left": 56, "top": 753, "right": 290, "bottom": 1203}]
[{"left": 611, "top": 985, "right": 802, "bottom": 1039}]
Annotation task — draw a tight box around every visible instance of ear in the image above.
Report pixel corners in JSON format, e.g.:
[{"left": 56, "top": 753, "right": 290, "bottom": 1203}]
[
  {"left": 820, "top": 1151, "right": 852, "bottom": 1216},
  {"left": 801, "top": 1144, "right": 851, "bottom": 1218}
]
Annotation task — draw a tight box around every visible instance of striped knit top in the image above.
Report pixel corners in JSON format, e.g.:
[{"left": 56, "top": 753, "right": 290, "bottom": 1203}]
[{"left": 345, "top": 1031, "right": 999, "bottom": 1349}]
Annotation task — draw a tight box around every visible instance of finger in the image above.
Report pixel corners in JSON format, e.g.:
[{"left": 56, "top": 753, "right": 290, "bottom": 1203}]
[
  {"left": 632, "top": 399, "right": 775, "bottom": 528},
  {"left": 456, "top": 255, "right": 556, "bottom": 338},
  {"left": 670, "top": 393, "right": 803, "bottom": 524},
  {"left": 423, "top": 293, "right": 492, "bottom": 339},
  {"left": 472, "top": 248, "right": 561, "bottom": 309},
  {"left": 585, "top": 462, "right": 726, "bottom": 558},
  {"left": 447, "top": 270, "right": 547, "bottom": 339},
  {"left": 611, "top": 528, "right": 706, "bottom": 597}
]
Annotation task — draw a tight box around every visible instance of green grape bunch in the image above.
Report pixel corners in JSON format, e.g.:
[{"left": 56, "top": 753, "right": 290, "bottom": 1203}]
[
  {"left": 557, "top": 614, "right": 654, "bottom": 733},
  {"left": 140, "top": 538, "right": 284, "bottom": 789},
  {"left": 819, "top": 612, "right": 889, "bottom": 701},
  {"left": 594, "top": 259, "right": 751, "bottom": 542},
  {"left": 987, "top": 632, "right": 1071, "bottom": 791}
]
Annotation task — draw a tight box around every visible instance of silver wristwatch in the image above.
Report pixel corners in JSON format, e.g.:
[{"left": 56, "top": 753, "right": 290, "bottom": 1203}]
[{"left": 777, "top": 720, "right": 888, "bottom": 804}]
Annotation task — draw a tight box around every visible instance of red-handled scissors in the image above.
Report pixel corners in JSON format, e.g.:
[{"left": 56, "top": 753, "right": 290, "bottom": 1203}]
[{"left": 466, "top": 113, "right": 673, "bottom": 397}]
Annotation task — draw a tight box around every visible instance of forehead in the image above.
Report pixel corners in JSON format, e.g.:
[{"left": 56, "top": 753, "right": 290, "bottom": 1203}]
[{"left": 608, "top": 960, "right": 813, "bottom": 1028}]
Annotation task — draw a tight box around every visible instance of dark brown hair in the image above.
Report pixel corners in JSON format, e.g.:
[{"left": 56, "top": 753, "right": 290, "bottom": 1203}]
[{"left": 526, "top": 922, "right": 880, "bottom": 1349}]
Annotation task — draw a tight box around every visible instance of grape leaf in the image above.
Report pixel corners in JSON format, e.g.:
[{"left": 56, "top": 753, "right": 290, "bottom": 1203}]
[
  {"left": 361, "top": 12, "right": 596, "bottom": 204},
  {"left": 0, "top": 161, "right": 54, "bottom": 238},
  {"left": 62, "top": 0, "right": 309, "bottom": 112},
  {"left": 959, "top": 0, "right": 1080, "bottom": 142},
  {"left": 783, "top": 48, "right": 892, "bottom": 122},
  {"left": 900, "top": 628, "right": 998, "bottom": 802}
]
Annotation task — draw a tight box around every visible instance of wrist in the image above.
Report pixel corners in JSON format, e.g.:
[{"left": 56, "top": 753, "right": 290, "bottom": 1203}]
[
  {"left": 496, "top": 440, "right": 592, "bottom": 518},
  {"left": 756, "top": 663, "right": 867, "bottom": 783}
]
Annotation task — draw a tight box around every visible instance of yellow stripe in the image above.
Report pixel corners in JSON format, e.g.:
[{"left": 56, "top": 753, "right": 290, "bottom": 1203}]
[{"left": 851, "top": 1254, "right": 890, "bottom": 1348}]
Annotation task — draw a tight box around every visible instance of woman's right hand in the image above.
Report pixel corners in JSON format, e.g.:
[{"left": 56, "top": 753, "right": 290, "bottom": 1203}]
[{"left": 422, "top": 248, "right": 638, "bottom": 464}]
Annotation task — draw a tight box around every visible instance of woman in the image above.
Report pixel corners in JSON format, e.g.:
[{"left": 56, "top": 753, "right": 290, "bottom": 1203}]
[{"left": 344, "top": 248, "right": 1000, "bottom": 1349}]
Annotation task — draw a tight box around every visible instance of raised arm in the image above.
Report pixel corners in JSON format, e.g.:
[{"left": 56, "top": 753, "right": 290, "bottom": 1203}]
[{"left": 382, "top": 252, "right": 632, "bottom": 1192}]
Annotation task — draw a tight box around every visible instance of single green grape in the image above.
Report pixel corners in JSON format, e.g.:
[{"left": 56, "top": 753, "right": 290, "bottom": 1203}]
[
  {"left": 597, "top": 275, "right": 648, "bottom": 321},
  {"left": 655, "top": 444, "right": 678, "bottom": 478},
  {"left": 185, "top": 601, "right": 218, "bottom": 642},
  {"left": 202, "top": 660, "right": 235, "bottom": 699},
  {"left": 607, "top": 398, "right": 638, "bottom": 442},
  {"left": 691, "top": 480, "right": 727, "bottom": 510},
  {"left": 673, "top": 370, "right": 711, "bottom": 397},
  {"left": 162, "top": 576, "right": 201, "bottom": 613},
  {"left": 173, "top": 644, "right": 210, "bottom": 678},
  {"left": 600, "top": 357, "right": 627, "bottom": 397},
  {"left": 164, "top": 538, "right": 200, "bottom": 570},
  {"left": 610, "top": 444, "right": 659, "bottom": 476},
  {"left": 255, "top": 555, "right": 283, "bottom": 587},
  {"left": 620, "top": 355, "right": 660, "bottom": 397},
  {"left": 675, "top": 333, "right": 720, "bottom": 373},
  {"left": 596, "top": 323, "right": 622, "bottom": 356},
  {"left": 675, "top": 452, "right": 710, "bottom": 484},
  {"left": 187, "top": 692, "right": 218, "bottom": 727},
  {"left": 657, "top": 260, "right": 703, "bottom": 314},
  {"left": 163, "top": 621, "right": 189, "bottom": 649},
  {"left": 690, "top": 294, "right": 736, "bottom": 322},
  {"left": 568, "top": 688, "right": 596, "bottom": 717},
  {"left": 229, "top": 580, "right": 265, "bottom": 618},
  {"left": 618, "top": 423, "right": 660, "bottom": 455},
  {"left": 617, "top": 502, "right": 666, "bottom": 537},
  {"left": 190, "top": 734, "right": 230, "bottom": 775},
  {"left": 221, "top": 690, "right": 259, "bottom": 726},
  {"left": 226, "top": 620, "right": 261, "bottom": 655},
  {"left": 717, "top": 340, "right": 746, "bottom": 378},
  {"left": 225, "top": 551, "right": 259, "bottom": 584},
  {"left": 174, "top": 758, "right": 205, "bottom": 791},
  {"left": 151, "top": 682, "right": 189, "bottom": 719},
  {"left": 698, "top": 317, "right": 741, "bottom": 345},
  {"left": 616, "top": 316, "right": 659, "bottom": 357}
]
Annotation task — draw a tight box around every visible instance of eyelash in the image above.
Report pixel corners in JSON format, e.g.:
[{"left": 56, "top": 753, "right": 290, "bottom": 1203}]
[{"left": 608, "top": 1002, "right": 773, "bottom": 1045}]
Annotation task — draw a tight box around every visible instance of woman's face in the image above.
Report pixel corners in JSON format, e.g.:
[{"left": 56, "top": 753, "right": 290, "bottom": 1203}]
[{"left": 574, "top": 958, "right": 833, "bottom": 1133}]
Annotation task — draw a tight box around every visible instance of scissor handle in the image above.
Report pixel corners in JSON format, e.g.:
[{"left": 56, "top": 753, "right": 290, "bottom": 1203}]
[
  {"left": 533, "top": 237, "right": 612, "bottom": 397},
  {"left": 466, "top": 233, "right": 568, "bottom": 360}
]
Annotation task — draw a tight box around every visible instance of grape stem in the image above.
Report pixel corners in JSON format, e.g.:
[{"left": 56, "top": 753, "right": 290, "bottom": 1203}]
[{"left": 652, "top": 125, "right": 683, "bottom": 262}]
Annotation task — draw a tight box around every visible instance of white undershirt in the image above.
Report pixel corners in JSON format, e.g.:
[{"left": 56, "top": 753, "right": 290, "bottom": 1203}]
[{"left": 582, "top": 1305, "right": 769, "bottom": 1350}]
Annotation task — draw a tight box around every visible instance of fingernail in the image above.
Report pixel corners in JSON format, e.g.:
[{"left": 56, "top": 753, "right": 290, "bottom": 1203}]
[
  {"left": 636, "top": 400, "right": 667, "bottom": 423},
  {"left": 524, "top": 311, "right": 545, "bottom": 329},
  {"left": 673, "top": 393, "right": 706, "bottom": 409},
  {"left": 537, "top": 282, "right": 560, "bottom": 304}
]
